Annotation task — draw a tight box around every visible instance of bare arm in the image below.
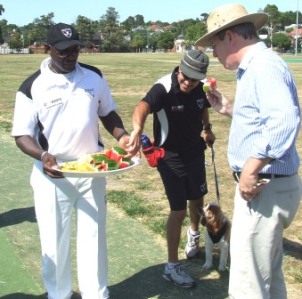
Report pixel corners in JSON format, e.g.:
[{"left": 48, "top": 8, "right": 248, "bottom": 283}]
[
  {"left": 128, "top": 101, "right": 151, "bottom": 149},
  {"left": 100, "top": 111, "right": 140, "bottom": 156}
]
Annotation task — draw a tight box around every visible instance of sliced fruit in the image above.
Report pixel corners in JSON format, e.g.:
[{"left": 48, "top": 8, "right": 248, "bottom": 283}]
[
  {"left": 92, "top": 153, "right": 109, "bottom": 164},
  {"left": 106, "top": 146, "right": 127, "bottom": 162},
  {"left": 203, "top": 77, "right": 217, "bottom": 93},
  {"left": 106, "top": 159, "right": 120, "bottom": 171}
]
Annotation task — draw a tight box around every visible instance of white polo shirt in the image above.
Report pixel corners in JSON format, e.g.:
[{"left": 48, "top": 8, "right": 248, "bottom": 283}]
[{"left": 12, "top": 57, "right": 117, "bottom": 161}]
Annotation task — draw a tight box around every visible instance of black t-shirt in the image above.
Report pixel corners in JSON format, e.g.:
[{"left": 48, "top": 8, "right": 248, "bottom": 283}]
[{"left": 143, "top": 67, "right": 210, "bottom": 155}]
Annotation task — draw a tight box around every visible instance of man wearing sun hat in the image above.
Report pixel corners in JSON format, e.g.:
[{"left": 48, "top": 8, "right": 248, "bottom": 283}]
[
  {"left": 129, "top": 50, "right": 216, "bottom": 288},
  {"left": 195, "top": 3, "right": 301, "bottom": 299}
]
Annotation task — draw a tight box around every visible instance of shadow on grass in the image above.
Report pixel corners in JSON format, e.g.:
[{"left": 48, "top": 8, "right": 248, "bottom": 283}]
[
  {"left": 0, "top": 294, "right": 46, "bottom": 299},
  {"left": 0, "top": 292, "right": 81, "bottom": 299},
  {"left": 283, "top": 237, "right": 302, "bottom": 260},
  {"left": 109, "top": 261, "right": 229, "bottom": 299},
  {"left": 0, "top": 207, "right": 36, "bottom": 228}
]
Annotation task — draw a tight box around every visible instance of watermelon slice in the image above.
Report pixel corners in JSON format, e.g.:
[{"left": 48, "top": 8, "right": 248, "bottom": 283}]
[
  {"left": 92, "top": 153, "right": 109, "bottom": 164},
  {"left": 118, "top": 157, "right": 133, "bottom": 169},
  {"left": 106, "top": 146, "right": 127, "bottom": 162},
  {"left": 203, "top": 77, "right": 217, "bottom": 93},
  {"left": 105, "top": 159, "right": 120, "bottom": 171}
]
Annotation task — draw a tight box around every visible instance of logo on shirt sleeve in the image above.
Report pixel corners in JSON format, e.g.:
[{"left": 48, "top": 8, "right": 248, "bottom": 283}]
[
  {"left": 196, "top": 98, "right": 205, "bottom": 109},
  {"left": 84, "top": 88, "right": 95, "bottom": 100}
]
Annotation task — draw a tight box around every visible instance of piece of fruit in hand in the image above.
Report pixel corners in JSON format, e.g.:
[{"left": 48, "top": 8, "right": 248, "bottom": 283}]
[{"left": 203, "top": 77, "right": 217, "bottom": 93}]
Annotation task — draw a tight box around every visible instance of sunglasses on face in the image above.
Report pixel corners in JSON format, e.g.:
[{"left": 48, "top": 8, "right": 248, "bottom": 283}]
[
  {"left": 51, "top": 45, "right": 81, "bottom": 58},
  {"left": 179, "top": 71, "right": 199, "bottom": 83}
]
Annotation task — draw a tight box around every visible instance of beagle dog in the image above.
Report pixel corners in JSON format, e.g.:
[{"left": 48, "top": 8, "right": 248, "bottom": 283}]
[{"left": 200, "top": 202, "right": 232, "bottom": 271}]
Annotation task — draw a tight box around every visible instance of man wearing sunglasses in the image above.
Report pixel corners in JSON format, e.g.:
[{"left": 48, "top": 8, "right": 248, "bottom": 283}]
[
  {"left": 129, "top": 50, "right": 216, "bottom": 288},
  {"left": 11, "top": 23, "right": 139, "bottom": 299}
]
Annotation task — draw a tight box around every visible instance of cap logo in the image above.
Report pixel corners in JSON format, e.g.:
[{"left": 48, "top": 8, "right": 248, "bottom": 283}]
[{"left": 61, "top": 28, "right": 72, "bottom": 38}]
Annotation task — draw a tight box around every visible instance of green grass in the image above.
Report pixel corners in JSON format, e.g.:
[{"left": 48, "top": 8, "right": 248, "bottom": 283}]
[{"left": 0, "top": 52, "right": 302, "bottom": 298}]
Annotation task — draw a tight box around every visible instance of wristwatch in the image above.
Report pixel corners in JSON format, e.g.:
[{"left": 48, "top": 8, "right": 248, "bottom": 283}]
[{"left": 203, "top": 123, "right": 212, "bottom": 131}]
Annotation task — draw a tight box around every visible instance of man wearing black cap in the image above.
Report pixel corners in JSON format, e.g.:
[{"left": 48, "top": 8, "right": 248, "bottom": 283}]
[
  {"left": 11, "top": 23, "right": 139, "bottom": 299},
  {"left": 129, "top": 50, "right": 215, "bottom": 288}
]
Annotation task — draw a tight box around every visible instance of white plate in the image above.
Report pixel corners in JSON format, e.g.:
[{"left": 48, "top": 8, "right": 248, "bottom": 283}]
[{"left": 56, "top": 157, "right": 141, "bottom": 178}]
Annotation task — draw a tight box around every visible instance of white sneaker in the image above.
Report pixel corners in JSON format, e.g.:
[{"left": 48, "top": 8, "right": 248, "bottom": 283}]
[
  {"left": 185, "top": 229, "right": 200, "bottom": 258},
  {"left": 163, "top": 264, "right": 195, "bottom": 288}
]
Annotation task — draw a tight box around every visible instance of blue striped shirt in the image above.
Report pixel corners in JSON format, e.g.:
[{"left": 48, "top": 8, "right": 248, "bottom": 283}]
[{"left": 228, "top": 42, "right": 301, "bottom": 175}]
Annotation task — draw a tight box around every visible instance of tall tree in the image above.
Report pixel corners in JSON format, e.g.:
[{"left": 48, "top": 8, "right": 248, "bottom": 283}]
[
  {"left": 157, "top": 30, "right": 174, "bottom": 51},
  {"left": 264, "top": 4, "right": 281, "bottom": 31},
  {"left": 24, "top": 13, "right": 55, "bottom": 46},
  {"left": 184, "top": 22, "right": 207, "bottom": 48},
  {"left": 75, "top": 15, "right": 99, "bottom": 47},
  {"left": 99, "top": 7, "right": 124, "bottom": 52},
  {"left": 0, "top": 4, "right": 5, "bottom": 43}
]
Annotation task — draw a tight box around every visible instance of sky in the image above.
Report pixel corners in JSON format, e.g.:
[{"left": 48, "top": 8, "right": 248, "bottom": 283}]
[{"left": 0, "top": 0, "right": 300, "bottom": 27}]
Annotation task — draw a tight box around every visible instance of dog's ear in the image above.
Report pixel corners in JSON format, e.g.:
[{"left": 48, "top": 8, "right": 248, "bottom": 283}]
[{"left": 209, "top": 204, "right": 221, "bottom": 215}]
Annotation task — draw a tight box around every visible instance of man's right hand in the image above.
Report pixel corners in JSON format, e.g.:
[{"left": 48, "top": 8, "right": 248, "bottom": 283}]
[
  {"left": 41, "top": 152, "right": 64, "bottom": 178},
  {"left": 206, "top": 89, "right": 233, "bottom": 117}
]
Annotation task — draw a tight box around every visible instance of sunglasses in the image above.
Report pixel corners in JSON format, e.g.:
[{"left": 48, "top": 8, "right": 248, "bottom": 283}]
[
  {"left": 51, "top": 45, "right": 81, "bottom": 58},
  {"left": 179, "top": 71, "right": 199, "bottom": 83}
]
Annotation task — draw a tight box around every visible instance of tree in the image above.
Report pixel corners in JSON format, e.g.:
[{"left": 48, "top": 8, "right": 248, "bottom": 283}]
[
  {"left": 272, "top": 33, "right": 292, "bottom": 52},
  {"left": 0, "top": 4, "right": 5, "bottom": 43},
  {"left": 75, "top": 15, "right": 99, "bottom": 48},
  {"left": 130, "top": 32, "right": 145, "bottom": 52},
  {"left": 10, "top": 30, "right": 23, "bottom": 51},
  {"left": 134, "top": 14, "right": 145, "bottom": 26},
  {"left": 200, "top": 13, "right": 208, "bottom": 23},
  {"left": 263, "top": 4, "right": 281, "bottom": 31},
  {"left": 121, "top": 16, "right": 136, "bottom": 31},
  {"left": 0, "top": 4, "right": 4, "bottom": 15},
  {"left": 184, "top": 22, "right": 207, "bottom": 48},
  {"left": 99, "top": 7, "right": 125, "bottom": 52},
  {"left": 157, "top": 31, "right": 174, "bottom": 51},
  {"left": 24, "top": 13, "right": 55, "bottom": 46}
]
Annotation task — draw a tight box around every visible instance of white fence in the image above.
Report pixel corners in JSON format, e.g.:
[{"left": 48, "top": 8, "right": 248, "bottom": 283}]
[{"left": 0, "top": 48, "right": 30, "bottom": 54}]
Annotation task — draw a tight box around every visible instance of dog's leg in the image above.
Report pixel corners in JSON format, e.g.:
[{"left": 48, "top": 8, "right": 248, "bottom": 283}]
[
  {"left": 202, "top": 232, "right": 213, "bottom": 270},
  {"left": 218, "top": 239, "right": 229, "bottom": 271}
]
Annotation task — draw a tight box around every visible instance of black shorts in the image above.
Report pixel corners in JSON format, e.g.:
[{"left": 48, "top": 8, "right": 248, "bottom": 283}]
[{"left": 157, "top": 151, "right": 208, "bottom": 211}]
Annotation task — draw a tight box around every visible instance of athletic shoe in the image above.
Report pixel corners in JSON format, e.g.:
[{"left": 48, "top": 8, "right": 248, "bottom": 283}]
[
  {"left": 163, "top": 264, "right": 196, "bottom": 288},
  {"left": 185, "top": 228, "right": 200, "bottom": 258}
]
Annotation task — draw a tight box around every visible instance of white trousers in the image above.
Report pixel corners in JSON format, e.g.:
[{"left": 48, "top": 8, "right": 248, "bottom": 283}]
[
  {"left": 30, "top": 161, "right": 109, "bottom": 299},
  {"left": 229, "top": 174, "right": 301, "bottom": 299}
]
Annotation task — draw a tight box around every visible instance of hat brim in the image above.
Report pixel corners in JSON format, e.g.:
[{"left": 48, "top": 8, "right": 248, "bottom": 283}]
[
  {"left": 195, "top": 13, "right": 268, "bottom": 46},
  {"left": 53, "top": 40, "right": 83, "bottom": 50},
  {"left": 179, "top": 64, "right": 206, "bottom": 80}
]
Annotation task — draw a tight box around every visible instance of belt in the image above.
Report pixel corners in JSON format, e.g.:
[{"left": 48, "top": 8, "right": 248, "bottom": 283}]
[{"left": 233, "top": 171, "right": 292, "bottom": 183}]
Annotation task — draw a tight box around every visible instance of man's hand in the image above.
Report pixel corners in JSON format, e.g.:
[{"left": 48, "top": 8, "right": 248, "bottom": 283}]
[
  {"left": 41, "top": 152, "right": 64, "bottom": 178},
  {"left": 206, "top": 89, "right": 233, "bottom": 117},
  {"left": 118, "top": 133, "right": 141, "bottom": 158},
  {"left": 203, "top": 130, "right": 216, "bottom": 147}
]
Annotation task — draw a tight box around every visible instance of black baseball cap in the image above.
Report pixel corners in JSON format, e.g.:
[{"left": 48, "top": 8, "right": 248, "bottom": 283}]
[{"left": 47, "top": 23, "right": 83, "bottom": 50}]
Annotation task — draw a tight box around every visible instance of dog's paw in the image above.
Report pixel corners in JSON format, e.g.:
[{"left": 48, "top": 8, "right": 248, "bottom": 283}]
[{"left": 202, "top": 262, "right": 213, "bottom": 270}]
